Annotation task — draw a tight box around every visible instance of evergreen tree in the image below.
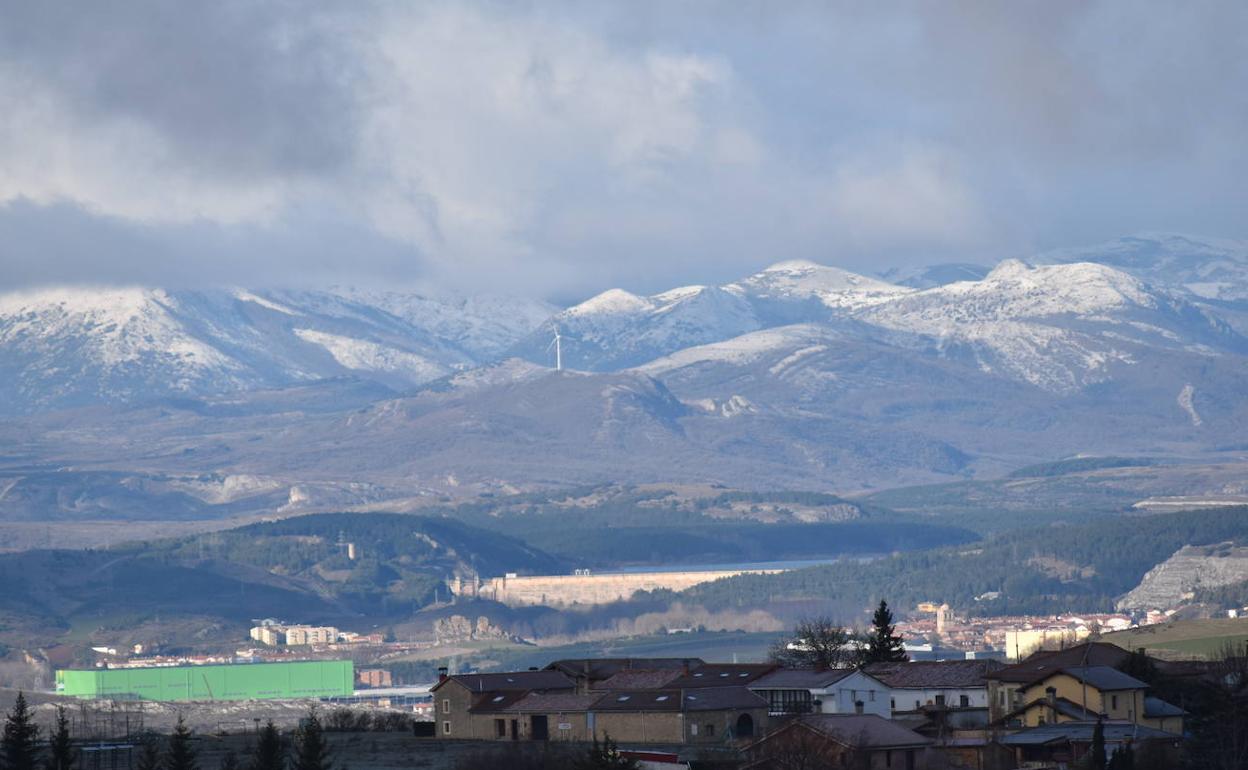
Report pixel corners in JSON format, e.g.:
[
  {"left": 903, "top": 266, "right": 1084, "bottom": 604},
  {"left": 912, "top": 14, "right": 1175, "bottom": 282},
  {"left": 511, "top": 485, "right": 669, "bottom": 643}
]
[
  {"left": 290, "top": 711, "right": 331, "bottom": 770},
  {"left": 250, "top": 722, "right": 285, "bottom": 770},
  {"left": 2, "top": 692, "right": 41, "bottom": 770},
  {"left": 165, "top": 716, "right": 198, "bottom": 770},
  {"left": 573, "top": 736, "right": 638, "bottom": 770},
  {"left": 1086, "top": 718, "right": 1106, "bottom": 770},
  {"left": 44, "top": 707, "right": 76, "bottom": 770},
  {"left": 135, "top": 739, "right": 162, "bottom": 770},
  {"left": 862, "top": 600, "right": 908, "bottom": 664},
  {"left": 1106, "top": 742, "right": 1134, "bottom": 770}
]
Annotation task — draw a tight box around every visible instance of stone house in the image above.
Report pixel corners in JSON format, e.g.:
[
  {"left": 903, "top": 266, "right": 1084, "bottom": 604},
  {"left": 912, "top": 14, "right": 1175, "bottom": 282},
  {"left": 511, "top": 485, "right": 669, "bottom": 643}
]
[{"left": 430, "top": 669, "right": 575, "bottom": 739}]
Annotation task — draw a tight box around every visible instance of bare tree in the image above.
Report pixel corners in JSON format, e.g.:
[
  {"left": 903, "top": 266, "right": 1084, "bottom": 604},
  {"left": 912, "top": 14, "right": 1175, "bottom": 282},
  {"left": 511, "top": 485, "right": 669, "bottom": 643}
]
[{"left": 770, "top": 618, "right": 860, "bottom": 670}]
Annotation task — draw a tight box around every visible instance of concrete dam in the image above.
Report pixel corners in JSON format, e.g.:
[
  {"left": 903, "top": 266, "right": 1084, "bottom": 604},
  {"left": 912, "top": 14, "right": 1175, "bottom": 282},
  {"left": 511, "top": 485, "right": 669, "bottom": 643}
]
[{"left": 452, "top": 566, "right": 786, "bottom": 608}]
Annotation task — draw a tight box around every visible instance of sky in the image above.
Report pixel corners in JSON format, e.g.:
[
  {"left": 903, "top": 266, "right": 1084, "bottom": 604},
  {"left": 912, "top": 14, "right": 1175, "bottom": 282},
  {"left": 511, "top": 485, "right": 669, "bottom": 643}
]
[{"left": 0, "top": 1, "right": 1245, "bottom": 299}]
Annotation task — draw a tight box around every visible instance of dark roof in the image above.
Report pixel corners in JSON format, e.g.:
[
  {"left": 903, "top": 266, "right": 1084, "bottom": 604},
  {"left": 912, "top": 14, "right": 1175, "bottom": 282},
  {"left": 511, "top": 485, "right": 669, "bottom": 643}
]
[
  {"left": 864, "top": 660, "right": 1003, "bottom": 689},
  {"left": 434, "top": 670, "right": 574, "bottom": 693},
  {"left": 1144, "top": 696, "right": 1187, "bottom": 718},
  {"left": 467, "top": 690, "right": 530, "bottom": 713},
  {"left": 1001, "top": 696, "right": 1100, "bottom": 723},
  {"left": 545, "top": 658, "right": 702, "bottom": 680},
  {"left": 1022, "top": 666, "right": 1147, "bottom": 692},
  {"left": 748, "top": 668, "right": 855, "bottom": 689},
  {"left": 797, "top": 714, "right": 932, "bottom": 749},
  {"left": 594, "top": 669, "right": 683, "bottom": 691},
  {"left": 988, "top": 642, "right": 1130, "bottom": 684},
  {"left": 998, "top": 721, "right": 1181, "bottom": 746},
  {"left": 505, "top": 692, "right": 601, "bottom": 713},
  {"left": 590, "top": 686, "right": 768, "bottom": 713},
  {"left": 665, "top": 663, "right": 776, "bottom": 688}
]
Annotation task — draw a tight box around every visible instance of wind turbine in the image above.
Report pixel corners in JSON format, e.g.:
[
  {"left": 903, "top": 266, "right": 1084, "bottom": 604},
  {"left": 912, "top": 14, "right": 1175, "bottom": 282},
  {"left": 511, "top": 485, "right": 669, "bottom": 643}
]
[{"left": 547, "top": 327, "right": 563, "bottom": 371}]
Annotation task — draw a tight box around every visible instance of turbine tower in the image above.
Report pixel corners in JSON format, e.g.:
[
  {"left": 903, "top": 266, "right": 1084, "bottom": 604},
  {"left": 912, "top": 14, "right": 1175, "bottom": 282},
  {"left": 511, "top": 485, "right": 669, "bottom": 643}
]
[{"left": 547, "top": 327, "right": 563, "bottom": 371}]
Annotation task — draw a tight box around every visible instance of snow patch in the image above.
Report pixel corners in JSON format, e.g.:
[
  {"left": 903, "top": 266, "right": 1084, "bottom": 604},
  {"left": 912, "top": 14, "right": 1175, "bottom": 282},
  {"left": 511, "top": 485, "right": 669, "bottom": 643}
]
[{"left": 1177, "top": 384, "right": 1203, "bottom": 426}]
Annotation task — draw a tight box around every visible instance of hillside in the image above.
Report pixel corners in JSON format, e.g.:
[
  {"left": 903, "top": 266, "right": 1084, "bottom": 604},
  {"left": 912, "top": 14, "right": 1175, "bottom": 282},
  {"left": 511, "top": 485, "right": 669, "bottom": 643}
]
[
  {"left": 0, "top": 513, "right": 563, "bottom": 650},
  {"left": 675, "top": 505, "right": 1248, "bottom": 619}
]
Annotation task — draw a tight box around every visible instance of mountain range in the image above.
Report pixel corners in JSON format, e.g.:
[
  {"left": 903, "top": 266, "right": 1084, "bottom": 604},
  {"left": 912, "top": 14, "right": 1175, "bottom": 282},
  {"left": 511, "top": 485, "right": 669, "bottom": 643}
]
[{"left": 2, "top": 232, "right": 1248, "bottom": 516}]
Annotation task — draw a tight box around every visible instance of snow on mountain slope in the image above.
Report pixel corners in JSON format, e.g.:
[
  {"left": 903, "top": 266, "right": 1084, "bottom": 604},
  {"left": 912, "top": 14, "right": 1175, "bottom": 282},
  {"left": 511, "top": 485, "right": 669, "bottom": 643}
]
[
  {"left": 518, "top": 284, "right": 762, "bottom": 371},
  {"left": 1034, "top": 232, "right": 1248, "bottom": 303},
  {"left": 514, "top": 262, "right": 910, "bottom": 371},
  {"left": 0, "top": 285, "right": 552, "bottom": 413},
  {"left": 857, "top": 260, "right": 1242, "bottom": 393},
  {"left": 327, "top": 288, "right": 556, "bottom": 359},
  {"left": 729, "top": 259, "right": 914, "bottom": 309}
]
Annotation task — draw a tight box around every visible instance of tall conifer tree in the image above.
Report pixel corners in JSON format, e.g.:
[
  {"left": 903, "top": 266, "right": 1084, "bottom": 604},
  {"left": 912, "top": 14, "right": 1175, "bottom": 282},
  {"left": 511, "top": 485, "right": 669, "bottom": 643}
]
[
  {"left": 862, "top": 600, "right": 908, "bottom": 663},
  {"left": 2, "top": 691, "right": 41, "bottom": 770}
]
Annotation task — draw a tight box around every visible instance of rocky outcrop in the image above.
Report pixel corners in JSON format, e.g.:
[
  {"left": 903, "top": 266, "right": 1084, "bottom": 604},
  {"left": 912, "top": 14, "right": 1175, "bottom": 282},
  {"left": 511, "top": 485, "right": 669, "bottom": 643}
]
[{"left": 1117, "top": 542, "right": 1248, "bottom": 610}]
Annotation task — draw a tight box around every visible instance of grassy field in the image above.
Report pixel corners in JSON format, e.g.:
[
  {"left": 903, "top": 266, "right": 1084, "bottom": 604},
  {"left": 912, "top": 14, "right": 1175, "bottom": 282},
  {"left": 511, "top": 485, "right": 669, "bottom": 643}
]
[{"left": 1103, "top": 617, "right": 1248, "bottom": 659}]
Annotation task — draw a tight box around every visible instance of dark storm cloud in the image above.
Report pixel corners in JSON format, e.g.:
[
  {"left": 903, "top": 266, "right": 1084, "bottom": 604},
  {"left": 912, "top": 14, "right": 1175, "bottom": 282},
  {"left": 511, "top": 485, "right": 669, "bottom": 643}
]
[
  {"left": 0, "top": 1, "right": 1244, "bottom": 297},
  {"left": 0, "top": 0, "right": 364, "bottom": 179}
]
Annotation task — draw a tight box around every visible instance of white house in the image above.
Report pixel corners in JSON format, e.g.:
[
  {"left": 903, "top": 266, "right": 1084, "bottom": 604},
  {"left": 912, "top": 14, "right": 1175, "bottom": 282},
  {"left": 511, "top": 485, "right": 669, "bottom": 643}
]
[
  {"left": 748, "top": 669, "right": 891, "bottom": 718},
  {"left": 864, "top": 660, "right": 1004, "bottom": 714}
]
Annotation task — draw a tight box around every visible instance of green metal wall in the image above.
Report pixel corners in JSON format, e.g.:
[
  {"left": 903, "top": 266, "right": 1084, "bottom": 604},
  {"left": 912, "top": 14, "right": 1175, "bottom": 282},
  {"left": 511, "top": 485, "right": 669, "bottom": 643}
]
[{"left": 56, "top": 660, "right": 354, "bottom": 701}]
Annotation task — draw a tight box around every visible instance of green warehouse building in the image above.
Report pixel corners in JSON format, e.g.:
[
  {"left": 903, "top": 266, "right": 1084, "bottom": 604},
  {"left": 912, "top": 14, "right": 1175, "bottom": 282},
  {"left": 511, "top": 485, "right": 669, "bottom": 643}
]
[{"left": 56, "top": 660, "right": 354, "bottom": 702}]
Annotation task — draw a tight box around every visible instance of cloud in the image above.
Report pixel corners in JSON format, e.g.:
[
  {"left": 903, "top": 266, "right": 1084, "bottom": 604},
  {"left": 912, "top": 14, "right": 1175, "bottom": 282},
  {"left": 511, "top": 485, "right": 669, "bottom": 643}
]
[{"left": 0, "top": 1, "right": 1244, "bottom": 298}]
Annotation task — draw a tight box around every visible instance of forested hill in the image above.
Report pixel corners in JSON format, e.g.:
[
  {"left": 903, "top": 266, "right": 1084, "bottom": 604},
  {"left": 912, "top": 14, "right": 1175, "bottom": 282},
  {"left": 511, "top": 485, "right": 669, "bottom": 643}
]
[
  {"left": 0, "top": 513, "right": 564, "bottom": 650},
  {"left": 679, "top": 506, "right": 1248, "bottom": 617}
]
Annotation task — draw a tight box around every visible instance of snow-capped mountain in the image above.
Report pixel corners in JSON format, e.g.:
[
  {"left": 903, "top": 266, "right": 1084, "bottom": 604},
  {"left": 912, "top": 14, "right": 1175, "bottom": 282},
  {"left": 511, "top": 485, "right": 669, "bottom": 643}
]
[
  {"left": 1034, "top": 232, "right": 1248, "bottom": 303},
  {"left": 513, "top": 260, "right": 913, "bottom": 370},
  {"left": 0, "top": 286, "right": 553, "bottom": 414}
]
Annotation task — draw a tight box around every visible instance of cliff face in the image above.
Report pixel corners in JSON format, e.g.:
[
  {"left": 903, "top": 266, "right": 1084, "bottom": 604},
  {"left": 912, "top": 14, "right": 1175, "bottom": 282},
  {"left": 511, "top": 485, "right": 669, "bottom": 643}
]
[{"left": 1117, "top": 542, "right": 1248, "bottom": 610}]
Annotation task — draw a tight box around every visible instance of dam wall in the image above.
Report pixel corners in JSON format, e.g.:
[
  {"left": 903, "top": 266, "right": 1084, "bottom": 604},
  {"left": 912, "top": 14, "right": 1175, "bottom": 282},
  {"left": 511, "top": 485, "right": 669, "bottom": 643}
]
[{"left": 456, "top": 568, "right": 783, "bottom": 607}]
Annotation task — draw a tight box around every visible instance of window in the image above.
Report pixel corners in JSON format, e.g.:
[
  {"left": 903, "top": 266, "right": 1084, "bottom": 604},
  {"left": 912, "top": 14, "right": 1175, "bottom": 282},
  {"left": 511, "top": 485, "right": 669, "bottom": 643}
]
[
  {"left": 891, "top": 698, "right": 896, "bottom": 710},
  {"left": 935, "top": 694, "right": 946, "bottom": 706},
  {"left": 691, "top": 724, "right": 698, "bottom": 736},
  {"left": 1111, "top": 695, "right": 1118, "bottom": 710},
  {"left": 442, "top": 721, "right": 451, "bottom": 735},
  {"left": 869, "top": 690, "right": 876, "bottom": 702},
  {"left": 959, "top": 695, "right": 970, "bottom": 708},
  {"left": 705, "top": 724, "right": 715, "bottom": 736},
  {"left": 442, "top": 699, "right": 450, "bottom": 714},
  {"left": 494, "top": 719, "right": 506, "bottom": 738}
]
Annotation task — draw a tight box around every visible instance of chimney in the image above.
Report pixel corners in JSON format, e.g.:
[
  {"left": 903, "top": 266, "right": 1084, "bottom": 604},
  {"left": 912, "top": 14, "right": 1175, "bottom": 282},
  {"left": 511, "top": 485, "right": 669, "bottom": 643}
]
[
  {"left": 682, "top": 659, "right": 691, "bottom": 677},
  {"left": 855, "top": 700, "right": 864, "bottom": 715},
  {"left": 437, "top": 666, "right": 448, "bottom": 683}
]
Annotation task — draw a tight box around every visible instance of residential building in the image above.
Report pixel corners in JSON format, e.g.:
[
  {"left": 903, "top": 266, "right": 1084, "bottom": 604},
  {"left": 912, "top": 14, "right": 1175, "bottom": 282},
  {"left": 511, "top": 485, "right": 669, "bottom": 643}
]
[
  {"left": 431, "top": 669, "right": 576, "bottom": 739},
  {"left": 249, "top": 626, "right": 282, "bottom": 646},
  {"left": 748, "top": 669, "right": 891, "bottom": 717},
  {"left": 998, "top": 721, "right": 1183, "bottom": 768},
  {"left": 744, "top": 714, "right": 931, "bottom": 770},
  {"left": 284, "top": 625, "right": 339, "bottom": 646},
  {"left": 1001, "top": 665, "right": 1184, "bottom": 734},
  {"left": 985, "top": 642, "right": 1131, "bottom": 719},
  {"left": 356, "top": 669, "right": 392, "bottom": 688},
  {"left": 865, "top": 660, "right": 1003, "bottom": 714}
]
